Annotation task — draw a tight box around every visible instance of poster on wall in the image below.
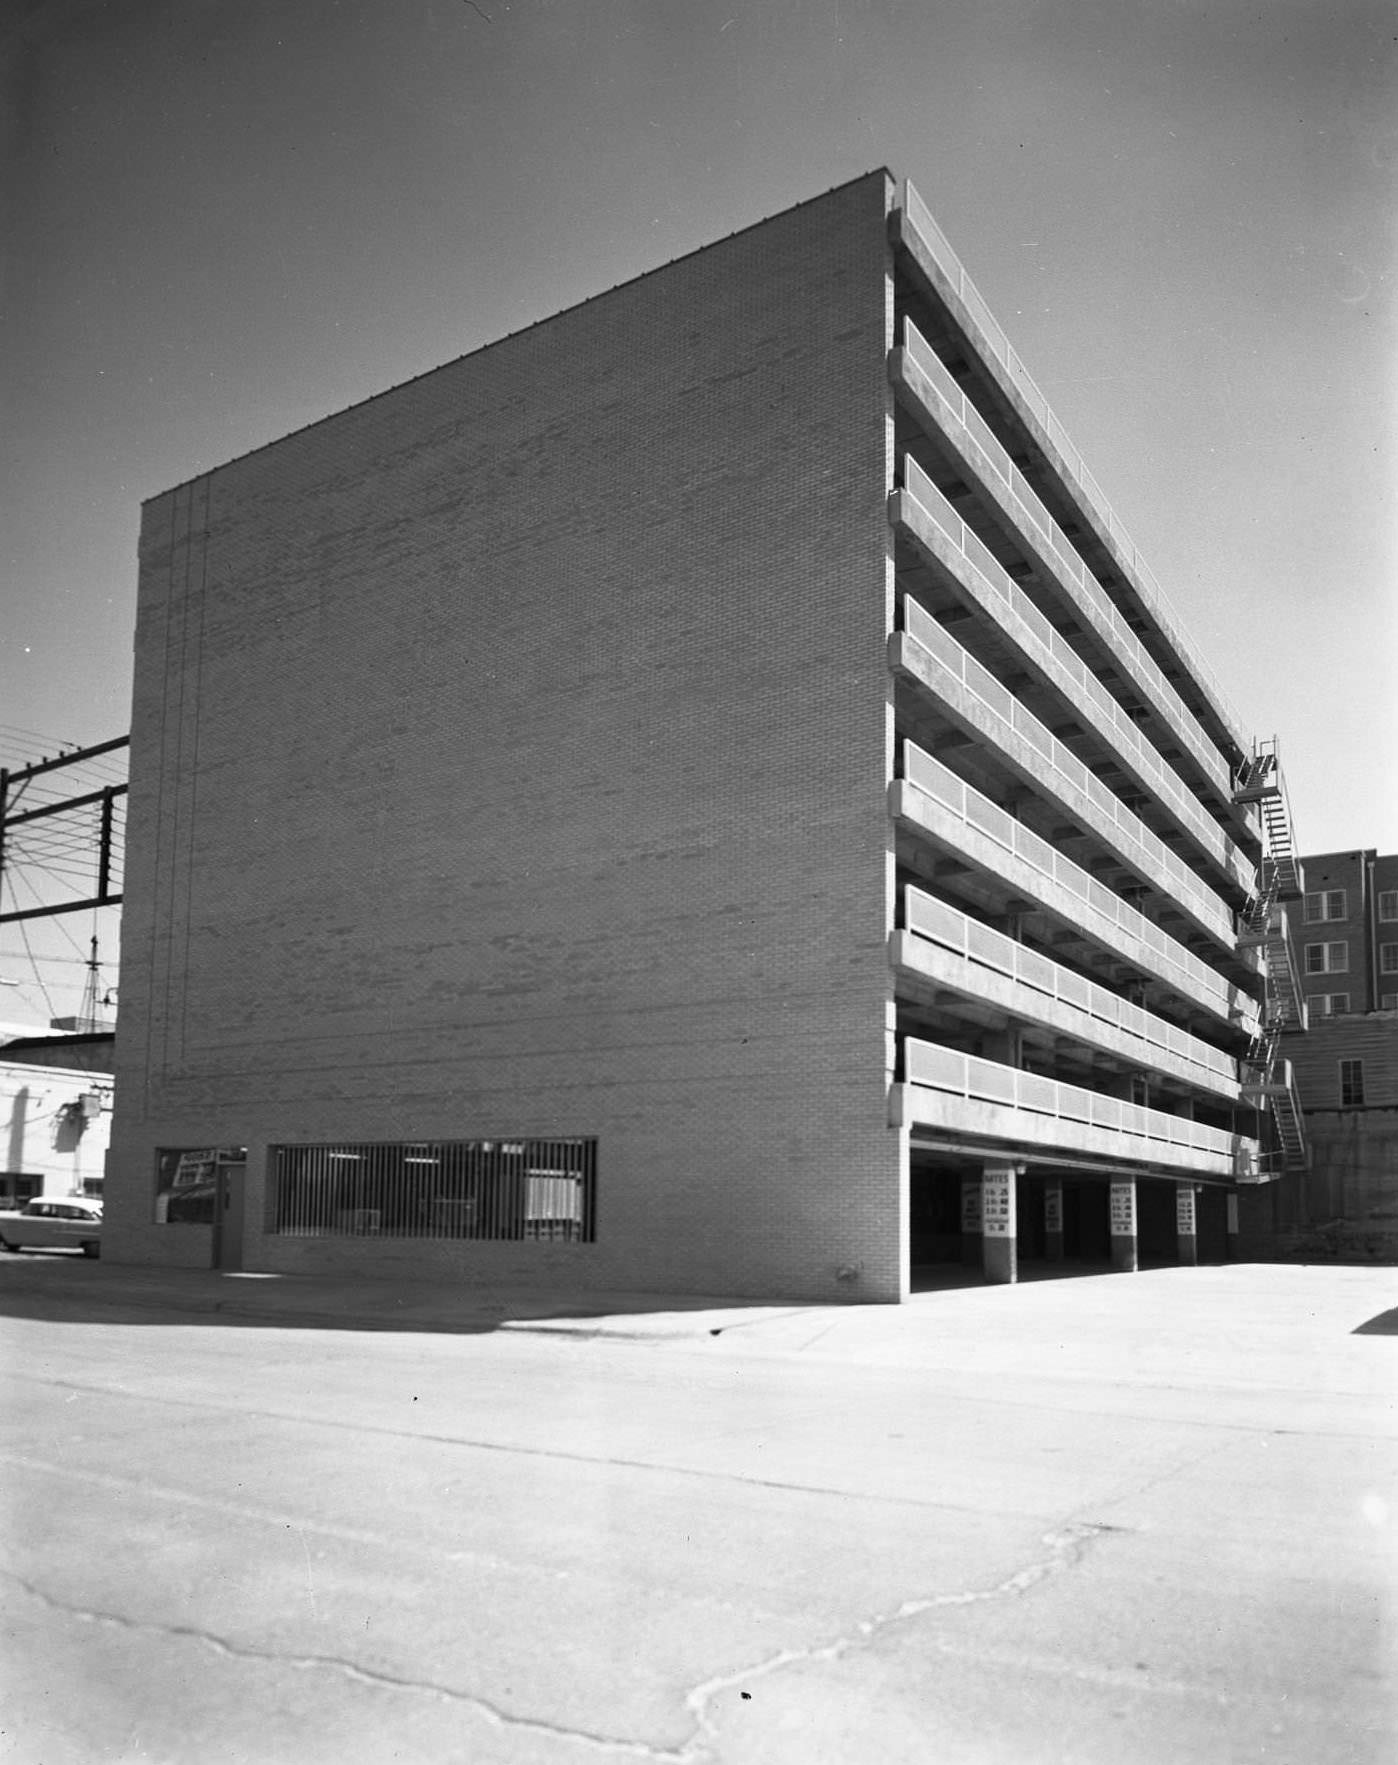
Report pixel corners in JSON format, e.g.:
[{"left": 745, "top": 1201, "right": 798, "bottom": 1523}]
[
  {"left": 154, "top": 1147, "right": 247, "bottom": 1225},
  {"left": 982, "top": 1171, "right": 1014, "bottom": 1238}
]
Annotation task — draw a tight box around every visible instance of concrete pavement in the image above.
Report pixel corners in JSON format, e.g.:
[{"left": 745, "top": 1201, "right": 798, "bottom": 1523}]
[
  {"left": 2, "top": 1250, "right": 1396, "bottom": 1385},
  {"left": 2, "top": 1255, "right": 1395, "bottom": 1763}
]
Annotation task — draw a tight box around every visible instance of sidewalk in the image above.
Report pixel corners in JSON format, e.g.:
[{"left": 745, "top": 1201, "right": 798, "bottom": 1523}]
[
  {"left": 2, "top": 1251, "right": 1395, "bottom": 1393},
  {"left": 0, "top": 1253, "right": 805, "bottom": 1340}
]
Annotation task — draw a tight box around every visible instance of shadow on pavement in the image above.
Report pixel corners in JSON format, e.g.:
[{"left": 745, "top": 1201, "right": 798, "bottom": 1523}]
[
  {"left": 0, "top": 1253, "right": 830, "bottom": 1339},
  {"left": 1352, "top": 1308, "right": 1398, "bottom": 1336},
  {"left": 911, "top": 1258, "right": 1143, "bottom": 1290},
  {"left": 0, "top": 1251, "right": 1274, "bottom": 1342}
]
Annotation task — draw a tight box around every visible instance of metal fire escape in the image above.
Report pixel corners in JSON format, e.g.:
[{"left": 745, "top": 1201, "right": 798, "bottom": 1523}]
[{"left": 1233, "top": 737, "right": 1308, "bottom": 1173}]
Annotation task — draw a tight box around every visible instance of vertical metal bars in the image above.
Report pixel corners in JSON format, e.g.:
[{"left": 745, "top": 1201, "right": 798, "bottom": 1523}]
[{"left": 270, "top": 1139, "right": 597, "bottom": 1243}]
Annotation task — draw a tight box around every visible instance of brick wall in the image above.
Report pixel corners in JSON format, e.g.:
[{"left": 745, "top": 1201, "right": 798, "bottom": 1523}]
[
  {"left": 1239, "top": 1009, "right": 1398, "bottom": 1263},
  {"left": 1236, "top": 1106, "right": 1398, "bottom": 1263},
  {"left": 1375, "top": 853, "right": 1398, "bottom": 1006},
  {"left": 1292, "top": 849, "right": 1398, "bottom": 1016},
  {"left": 108, "top": 172, "right": 906, "bottom": 1299},
  {"left": 1288, "top": 1011, "right": 1398, "bottom": 1113}
]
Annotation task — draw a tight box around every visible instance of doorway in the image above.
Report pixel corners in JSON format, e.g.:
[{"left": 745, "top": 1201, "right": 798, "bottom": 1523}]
[
  {"left": 212, "top": 1159, "right": 247, "bottom": 1271},
  {"left": 1061, "top": 1180, "right": 1111, "bottom": 1262}
]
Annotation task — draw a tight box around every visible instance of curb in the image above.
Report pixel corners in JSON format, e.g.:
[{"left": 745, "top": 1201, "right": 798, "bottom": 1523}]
[{"left": 0, "top": 1262, "right": 788, "bottom": 1341}]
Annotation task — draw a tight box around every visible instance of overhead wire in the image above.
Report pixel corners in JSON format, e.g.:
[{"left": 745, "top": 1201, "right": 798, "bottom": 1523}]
[
  {"left": 11, "top": 917, "right": 59, "bottom": 1019},
  {"left": 1, "top": 732, "right": 126, "bottom": 1019}
]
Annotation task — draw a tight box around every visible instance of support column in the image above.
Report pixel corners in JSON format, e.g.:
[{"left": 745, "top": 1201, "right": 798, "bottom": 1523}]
[
  {"left": 960, "top": 1177, "right": 982, "bottom": 1267},
  {"left": 1176, "top": 1183, "right": 1199, "bottom": 1266},
  {"left": 981, "top": 1164, "right": 1018, "bottom": 1285},
  {"left": 1043, "top": 1180, "right": 1064, "bottom": 1262},
  {"left": 1109, "top": 1179, "right": 1138, "bottom": 1272},
  {"left": 982, "top": 1025, "right": 1023, "bottom": 1067},
  {"left": 1226, "top": 1191, "right": 1240, "bottom": 1262}
]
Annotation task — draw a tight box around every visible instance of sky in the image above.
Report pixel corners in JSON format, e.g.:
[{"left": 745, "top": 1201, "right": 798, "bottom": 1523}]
[{"left": 2, "top": 0, "right": 1395, "bottom": 1021}]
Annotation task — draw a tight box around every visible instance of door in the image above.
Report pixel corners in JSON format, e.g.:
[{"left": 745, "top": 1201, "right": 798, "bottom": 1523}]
[{"left": 212, "top": 1160, "right": 247, "bottom": 1271}]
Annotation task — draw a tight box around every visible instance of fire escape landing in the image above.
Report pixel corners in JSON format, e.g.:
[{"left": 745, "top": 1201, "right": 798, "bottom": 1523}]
[{"left": 1233, "top": 738, "right": 1308, "bottom": 1176}]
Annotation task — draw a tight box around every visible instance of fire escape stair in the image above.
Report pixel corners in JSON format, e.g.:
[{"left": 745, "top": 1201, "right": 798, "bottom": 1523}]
[
  {"left": 1240, "top": 1034, "right": 1308, "bottom": 1172},
  {"left": 1233, "top": 742, "right": 1308, "bottom": 1173}
]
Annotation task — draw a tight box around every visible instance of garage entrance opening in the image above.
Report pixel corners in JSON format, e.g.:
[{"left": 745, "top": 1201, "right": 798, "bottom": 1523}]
[{"left": 908, "top": 1153, "right": 1230, "bottom": 1287}]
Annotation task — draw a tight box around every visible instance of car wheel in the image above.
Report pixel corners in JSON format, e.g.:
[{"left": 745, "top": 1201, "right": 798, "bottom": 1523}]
[
  {"left": 0, "top": 1238, "right": 21, "bottom": 1252},
  {"left": 82, "top": 1242, "right": 100, "bottom": 1259}
]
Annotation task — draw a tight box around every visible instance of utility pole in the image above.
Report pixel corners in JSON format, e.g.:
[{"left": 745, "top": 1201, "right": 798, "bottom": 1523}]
[{"left": 0, "top": 737, "right": 129, "bottom": 926}]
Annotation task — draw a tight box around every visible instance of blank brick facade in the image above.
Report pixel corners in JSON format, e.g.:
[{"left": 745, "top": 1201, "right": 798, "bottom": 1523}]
[{"left": 106, "top": 172, "right": 907, "bottom": 1300}]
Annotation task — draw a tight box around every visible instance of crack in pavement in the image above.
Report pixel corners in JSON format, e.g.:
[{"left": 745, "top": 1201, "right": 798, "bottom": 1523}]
[
  {"left": 675, "top": 1520, "right": 1111, "bottom": 1761},
  {"left": 5, "top": 1523, "right": 1112, "bottom": 1762},
  {"left": 1082, "top": 1432, "right": 1247, "bottom": 1523},
  {"left": 0, "top": 1450, "right": 794, "bottom": 1634},
  {"left": 2, "top": 1566, "right": 671, "bottom": 1760}
]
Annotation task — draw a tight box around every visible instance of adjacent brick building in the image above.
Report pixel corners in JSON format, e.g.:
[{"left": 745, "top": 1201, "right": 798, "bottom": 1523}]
[
  {"left": 1237, "top": 850, "right": 1398, "bottom": 1261},
  {"left": 1292, "top": 850, "right": 1398, "bottom": 1020},
  {"left": 104, "top": 171, "right": 1305, "bottom": 1300}
]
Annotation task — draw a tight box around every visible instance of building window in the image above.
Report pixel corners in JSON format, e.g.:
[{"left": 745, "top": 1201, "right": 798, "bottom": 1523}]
[
  {"left": 269, "top": 1139, "right": 598, "bottom": 1243},
  {"left": 1380, "top": 943, "right": 1398, "bottom": 974},
  {"left": 1379, "top": 890, "right": 1398, "bottom": 922},
  {"left": 1304, "top": 941, "right": 1348, "bottom": 975},
  {"left": 1304, "top": 890, "right": 1347, "bottom": 922},
  {"left": 154, "top": 1147, "right": 248, "bottom": 1224},
  {"left": 0, "top": 1173, "right": 43, "bottom": 1209},
  {"left": 1382, "top": 993, "right": 1398, "bottom": 1011},
  {"left": 1311, "top": 993, "right": 1350, "bottom": 1017},
  {"left": 1339, "top": 1060, "right": 1365, "bottom": 1108}
]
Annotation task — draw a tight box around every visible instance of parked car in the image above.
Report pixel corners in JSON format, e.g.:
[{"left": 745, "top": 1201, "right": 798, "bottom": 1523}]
[{"left": 0, "top": 1197, "right": 103, "bottom": 1257}]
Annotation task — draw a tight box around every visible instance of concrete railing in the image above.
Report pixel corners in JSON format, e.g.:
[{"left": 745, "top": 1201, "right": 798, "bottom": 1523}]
[
  {"left": 895, "top": 330, "right": 1234, "bottom": 801},
  {"left": 898, "top": 180, "right": 1249, "bottom": 754},
  {"left": 898, "top": 738, "right": 1256, "bottom": 1025},
  {"left": 903, "top": 1037, "right": 1255, "bottom": 1170},
  {"left": 902, "top": 885, "right": 1239, "bottom": 1092},
  {"left": 896, "top": 598, "right": 1236, "bottom": 945},
  {"left": 896, "top": 458, "right": 1252, "bottom": 883}
]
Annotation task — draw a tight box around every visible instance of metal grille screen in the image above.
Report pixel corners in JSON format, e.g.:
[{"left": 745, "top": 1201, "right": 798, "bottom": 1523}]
[{"left": 270, "top": 1139, "right": 596, "bottom": 1243}]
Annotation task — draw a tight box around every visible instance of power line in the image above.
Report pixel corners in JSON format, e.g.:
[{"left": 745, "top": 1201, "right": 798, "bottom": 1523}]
[
  {"left": 0, "top": 951, "right": 100, "bottom": 968},
  {"left": 1, "top": 738, "right": 128, "bottom": 947},
  {"left": 11, "top": 918, "right": 58, "bottom": 1018}
]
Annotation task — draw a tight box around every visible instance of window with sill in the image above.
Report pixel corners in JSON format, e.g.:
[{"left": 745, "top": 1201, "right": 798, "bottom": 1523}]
[{"left": 1304, "top": 941, "right": 1348, "bottom": 975}]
